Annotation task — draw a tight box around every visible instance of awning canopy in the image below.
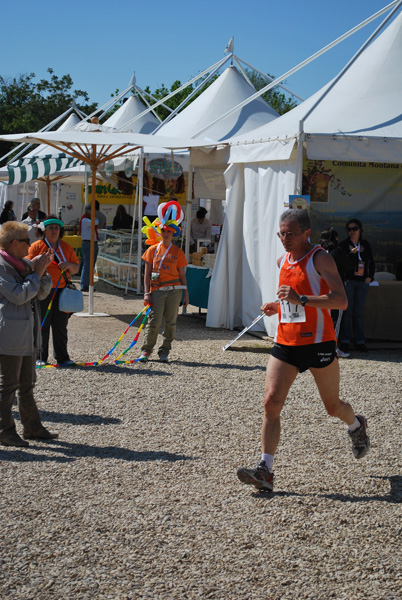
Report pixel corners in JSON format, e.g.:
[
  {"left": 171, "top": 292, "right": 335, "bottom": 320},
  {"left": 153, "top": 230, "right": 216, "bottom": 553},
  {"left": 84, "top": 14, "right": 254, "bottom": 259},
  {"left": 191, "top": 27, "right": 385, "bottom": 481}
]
[{"left": 0, "top": 130, "right": 223, "bottom": 185}]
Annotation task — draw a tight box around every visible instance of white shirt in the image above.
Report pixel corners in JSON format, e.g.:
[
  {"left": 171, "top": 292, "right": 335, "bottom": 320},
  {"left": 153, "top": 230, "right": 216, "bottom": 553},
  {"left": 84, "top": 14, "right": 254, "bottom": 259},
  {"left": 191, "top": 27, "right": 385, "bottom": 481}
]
[{"left": 81, "top": 216, "right": 99, "bottom": 241}]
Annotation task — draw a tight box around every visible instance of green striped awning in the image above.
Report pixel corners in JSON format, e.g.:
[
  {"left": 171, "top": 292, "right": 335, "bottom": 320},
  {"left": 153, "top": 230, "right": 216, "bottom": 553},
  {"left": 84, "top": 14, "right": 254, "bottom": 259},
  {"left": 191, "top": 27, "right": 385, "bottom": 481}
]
[{"left": 7, "top": 153, "right": 82, "bottom": 185}]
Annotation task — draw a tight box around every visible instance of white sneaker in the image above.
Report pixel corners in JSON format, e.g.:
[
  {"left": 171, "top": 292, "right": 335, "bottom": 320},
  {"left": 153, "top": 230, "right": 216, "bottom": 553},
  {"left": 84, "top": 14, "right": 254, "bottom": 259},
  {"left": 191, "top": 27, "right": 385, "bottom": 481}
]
[
  {"left": 336, "top": 348, "right": 350, "bottom": 358},
  {"left": 36, "top": 360, "right": 47, "bottom": 367}
]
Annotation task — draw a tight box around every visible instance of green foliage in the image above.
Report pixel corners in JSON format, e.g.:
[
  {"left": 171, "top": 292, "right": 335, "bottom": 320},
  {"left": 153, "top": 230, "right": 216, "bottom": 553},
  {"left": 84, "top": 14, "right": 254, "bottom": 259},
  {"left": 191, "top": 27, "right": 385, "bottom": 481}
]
[
  {"left": 0, "top": 68, "right": 98, "bottom": 161},
  {"left": 245, "top": 70, "right": 298, "bottom": 115}
]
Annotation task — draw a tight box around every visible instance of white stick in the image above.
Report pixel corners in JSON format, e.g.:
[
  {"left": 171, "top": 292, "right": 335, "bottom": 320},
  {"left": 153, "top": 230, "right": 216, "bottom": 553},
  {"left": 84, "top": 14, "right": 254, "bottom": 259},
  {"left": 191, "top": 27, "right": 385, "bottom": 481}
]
[{"left": 222, "top": 313, "right": 265, "bottom": 351}]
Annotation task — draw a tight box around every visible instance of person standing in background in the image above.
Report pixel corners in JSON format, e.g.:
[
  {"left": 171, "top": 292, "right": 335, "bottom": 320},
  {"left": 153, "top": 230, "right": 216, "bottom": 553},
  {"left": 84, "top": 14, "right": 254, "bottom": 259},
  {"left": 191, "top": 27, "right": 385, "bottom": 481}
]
[
  {"left": 189, "top": 207, "right": 212, "bottom": 253},
  {"left": 95, "top": 201, "right": 107, "bottom": 230},
  {"left": 80, "top": 204, "right": 99, "bottom": 292},
  {"left": 28, "top": 217, "right": 79, "bottom": 366},
  {"left": 319, "top": 227, "right": 354, "bottom": 358},
  {"left": 0, "top": 201, "right": 17, "bottom": 224},
  {"left": 338, "top": 219, "right": 375, "bottom": 353},
  {"left": 0, "top": 221, "right": 58, "bottom": 446}
]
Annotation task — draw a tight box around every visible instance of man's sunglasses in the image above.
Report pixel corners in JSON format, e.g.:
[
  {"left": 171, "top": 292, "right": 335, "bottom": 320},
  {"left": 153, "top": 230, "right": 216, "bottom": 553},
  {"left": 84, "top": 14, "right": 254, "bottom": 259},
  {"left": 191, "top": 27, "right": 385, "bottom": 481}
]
[
  {"left": 347, "top": 226, "right": 359, "bottom": 232},
  {"left": 15, "top": 238, "right": 31, "bottom": 244}
]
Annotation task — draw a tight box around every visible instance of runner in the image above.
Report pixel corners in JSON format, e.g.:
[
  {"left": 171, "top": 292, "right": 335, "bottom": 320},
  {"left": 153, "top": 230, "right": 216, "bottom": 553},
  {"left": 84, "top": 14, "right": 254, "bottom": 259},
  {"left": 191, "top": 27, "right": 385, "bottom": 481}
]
[{"left": 237, "top": 209, "right": 370, "bottom": 493}]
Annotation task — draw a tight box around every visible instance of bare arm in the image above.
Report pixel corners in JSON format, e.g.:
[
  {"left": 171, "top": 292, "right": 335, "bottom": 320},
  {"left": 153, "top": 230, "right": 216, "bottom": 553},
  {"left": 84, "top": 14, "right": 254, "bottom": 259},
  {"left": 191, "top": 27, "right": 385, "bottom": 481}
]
[{"left": 277, "top": 251, "right": 347, "bottom": 310}]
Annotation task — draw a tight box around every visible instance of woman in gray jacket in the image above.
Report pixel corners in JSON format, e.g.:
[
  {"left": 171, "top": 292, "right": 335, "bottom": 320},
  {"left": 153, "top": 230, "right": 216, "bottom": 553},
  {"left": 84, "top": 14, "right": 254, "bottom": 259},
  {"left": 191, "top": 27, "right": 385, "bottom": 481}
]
[{"left": 0, "top": 221, "right": 58, "bottom": 448}]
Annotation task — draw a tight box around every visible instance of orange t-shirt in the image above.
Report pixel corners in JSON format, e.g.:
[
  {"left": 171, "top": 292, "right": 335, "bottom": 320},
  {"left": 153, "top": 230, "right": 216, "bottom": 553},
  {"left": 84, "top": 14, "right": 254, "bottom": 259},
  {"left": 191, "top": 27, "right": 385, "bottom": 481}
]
[
  {"left": 27, "top": 239, "right": 79, "bottom": 288},
  {"left": 275, "top": 245, "right": 336, "bottom": 346},
  {"left": 142, "top": 243, "right": 187, "bottom": 291}
]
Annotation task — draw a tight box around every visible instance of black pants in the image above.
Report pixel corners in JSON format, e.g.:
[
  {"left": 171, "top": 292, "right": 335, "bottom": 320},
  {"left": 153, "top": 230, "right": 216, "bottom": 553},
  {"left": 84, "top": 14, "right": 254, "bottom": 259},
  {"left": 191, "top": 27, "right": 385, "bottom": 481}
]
[{"left": 39, "top": 288, "right": 70, "bottom": 364}]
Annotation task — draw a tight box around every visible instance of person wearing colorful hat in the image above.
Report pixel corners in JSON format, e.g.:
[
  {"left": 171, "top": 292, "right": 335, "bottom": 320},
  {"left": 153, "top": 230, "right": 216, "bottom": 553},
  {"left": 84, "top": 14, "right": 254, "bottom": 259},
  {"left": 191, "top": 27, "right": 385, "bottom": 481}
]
[
  {"left": 27, "top": 216, "right": 79, "bottom": 366},
  {"left": 139, "top": 205, "right": 188, "bottom": 363}
]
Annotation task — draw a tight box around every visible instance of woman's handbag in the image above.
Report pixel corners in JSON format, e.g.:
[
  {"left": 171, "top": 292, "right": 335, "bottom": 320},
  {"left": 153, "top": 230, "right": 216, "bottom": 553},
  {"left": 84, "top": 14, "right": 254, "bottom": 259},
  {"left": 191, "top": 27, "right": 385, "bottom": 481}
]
[{"left": 59, "top": 283, "right": 84, "bottom": 313}]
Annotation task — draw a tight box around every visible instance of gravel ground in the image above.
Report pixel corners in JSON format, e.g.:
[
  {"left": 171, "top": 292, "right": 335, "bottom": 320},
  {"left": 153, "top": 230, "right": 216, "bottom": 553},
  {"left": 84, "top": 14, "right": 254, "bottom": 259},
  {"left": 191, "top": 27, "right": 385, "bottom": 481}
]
[{"left": 1, "top": 280, "right": 401, "bottom": 600}]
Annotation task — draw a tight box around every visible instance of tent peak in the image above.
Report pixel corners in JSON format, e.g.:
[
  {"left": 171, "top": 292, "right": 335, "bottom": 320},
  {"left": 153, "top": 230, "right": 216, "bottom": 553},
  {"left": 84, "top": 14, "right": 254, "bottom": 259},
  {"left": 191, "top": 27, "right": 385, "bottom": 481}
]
[{"left": 224, "top": 37, "right": 234, "bottom": 54}]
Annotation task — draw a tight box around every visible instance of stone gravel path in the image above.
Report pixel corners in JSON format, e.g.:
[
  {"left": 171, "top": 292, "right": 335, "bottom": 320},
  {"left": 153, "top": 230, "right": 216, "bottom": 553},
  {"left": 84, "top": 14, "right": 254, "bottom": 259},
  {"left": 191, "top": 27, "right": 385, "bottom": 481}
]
[{"left": 1, "top": 281, "right": 401, "bottom": 600}]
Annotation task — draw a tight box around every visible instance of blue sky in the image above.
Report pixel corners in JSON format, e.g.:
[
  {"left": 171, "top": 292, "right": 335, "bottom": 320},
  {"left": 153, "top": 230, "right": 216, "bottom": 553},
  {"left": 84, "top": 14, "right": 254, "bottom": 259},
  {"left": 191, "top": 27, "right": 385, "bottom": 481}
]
[{"left": 1, "top": 1, "right": 399, "bottom": 108}]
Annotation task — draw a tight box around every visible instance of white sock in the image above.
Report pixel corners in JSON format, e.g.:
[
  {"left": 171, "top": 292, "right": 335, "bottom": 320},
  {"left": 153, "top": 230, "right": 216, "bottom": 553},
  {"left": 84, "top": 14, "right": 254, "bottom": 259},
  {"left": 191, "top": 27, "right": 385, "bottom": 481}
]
[
  {"left": 261, "top": 453, "right": 274, "bottom": 471},
  {"left": 348, "top": 417, "right": 361, "bottom": 432}
]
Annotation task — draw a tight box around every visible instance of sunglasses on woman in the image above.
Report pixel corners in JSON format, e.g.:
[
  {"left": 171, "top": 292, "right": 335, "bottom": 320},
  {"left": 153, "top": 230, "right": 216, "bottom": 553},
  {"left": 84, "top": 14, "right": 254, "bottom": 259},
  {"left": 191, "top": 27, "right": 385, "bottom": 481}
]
[{"left": 347, "top": 226, "right": 359, "bottom": 232}]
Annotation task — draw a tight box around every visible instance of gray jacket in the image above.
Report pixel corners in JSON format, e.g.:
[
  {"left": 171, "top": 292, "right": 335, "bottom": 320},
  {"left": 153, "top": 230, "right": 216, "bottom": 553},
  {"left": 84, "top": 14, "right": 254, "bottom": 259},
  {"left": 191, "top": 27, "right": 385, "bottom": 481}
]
[{"left": 0, "top": 255, "right": 52, "bottom": 355}]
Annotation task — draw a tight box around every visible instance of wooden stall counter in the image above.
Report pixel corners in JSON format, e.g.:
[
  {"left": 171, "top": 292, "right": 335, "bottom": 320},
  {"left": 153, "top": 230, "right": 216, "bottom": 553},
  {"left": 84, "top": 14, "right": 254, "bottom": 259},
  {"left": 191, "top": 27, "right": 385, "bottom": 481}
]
[
  {"left": 363, "top": 281, "right": 402, "bottom": 340},
  {"left": 186, "top": 265, "right": 211, "bottom": 309}
]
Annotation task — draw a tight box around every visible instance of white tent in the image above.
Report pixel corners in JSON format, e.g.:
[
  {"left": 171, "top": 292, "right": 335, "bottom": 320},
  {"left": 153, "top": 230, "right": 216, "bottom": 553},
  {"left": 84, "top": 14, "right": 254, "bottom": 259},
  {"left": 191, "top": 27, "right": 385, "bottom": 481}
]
[
  {"left": 198, "top": 4, "right": 402, "bottom": 336},
  {"left": 157, "top": 65, "right": 279, "bottom": 142},
  {"left": 103, "top": 95, "right": 159, "bottom": 134}
]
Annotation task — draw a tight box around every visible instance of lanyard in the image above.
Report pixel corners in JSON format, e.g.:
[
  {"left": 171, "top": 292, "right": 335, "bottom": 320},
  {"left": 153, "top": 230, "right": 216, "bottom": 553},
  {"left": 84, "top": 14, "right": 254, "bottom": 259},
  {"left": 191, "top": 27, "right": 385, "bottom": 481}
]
[
  {"left": 152, "top": 242, "right": 171, "bottom": 272},
  {"left": 45, "top": 239, "right": 66, "bottom": 264},
  {"left": 351, "top": 241, "right": 362, "bottom": 261}
]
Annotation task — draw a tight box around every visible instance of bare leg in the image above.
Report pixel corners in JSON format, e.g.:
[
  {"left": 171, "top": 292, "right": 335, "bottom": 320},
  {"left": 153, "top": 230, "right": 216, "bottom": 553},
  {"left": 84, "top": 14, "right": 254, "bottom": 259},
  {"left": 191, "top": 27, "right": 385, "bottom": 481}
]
[
  {"left": 310, "top": 359, "right": 355, "bottom": 425},
  {"left": 261, "top": 356, "right": 298, "bottom": 455}
]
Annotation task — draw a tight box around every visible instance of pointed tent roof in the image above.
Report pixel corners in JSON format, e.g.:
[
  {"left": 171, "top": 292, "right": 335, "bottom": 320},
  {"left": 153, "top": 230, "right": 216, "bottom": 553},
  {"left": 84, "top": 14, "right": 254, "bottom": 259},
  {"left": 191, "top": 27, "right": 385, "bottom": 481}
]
[
  {"left": 228, "top": 9, "right": 402, "bottom": 163},
  {"left": 22, "top": 113, "right": 82, "bottom": 159},
  {"left": 103, "top": 95, "right": 159, "bottom": 134},
  {"left": 157, "top": 65, "right": 279, "bottom": 142}
]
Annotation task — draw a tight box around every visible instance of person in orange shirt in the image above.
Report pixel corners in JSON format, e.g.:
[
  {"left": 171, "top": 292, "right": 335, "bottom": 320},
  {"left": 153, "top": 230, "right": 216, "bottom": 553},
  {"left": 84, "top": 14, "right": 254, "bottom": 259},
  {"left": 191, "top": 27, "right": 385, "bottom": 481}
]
[
  {"left": 139, "top": 224, "right": 189, "bottom": 363},
  {"left": 27, "top": 217, "right": 79, "bottom": 366},
  {"left": 237, "top": 209, "right": 370, "bottom": 493}
]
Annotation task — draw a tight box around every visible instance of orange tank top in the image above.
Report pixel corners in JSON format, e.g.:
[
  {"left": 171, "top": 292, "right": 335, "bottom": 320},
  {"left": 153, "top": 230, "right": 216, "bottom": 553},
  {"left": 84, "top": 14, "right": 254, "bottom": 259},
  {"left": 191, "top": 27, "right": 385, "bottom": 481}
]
[{"left": 275, "top": 245, "right": 336, "bottom": 346}]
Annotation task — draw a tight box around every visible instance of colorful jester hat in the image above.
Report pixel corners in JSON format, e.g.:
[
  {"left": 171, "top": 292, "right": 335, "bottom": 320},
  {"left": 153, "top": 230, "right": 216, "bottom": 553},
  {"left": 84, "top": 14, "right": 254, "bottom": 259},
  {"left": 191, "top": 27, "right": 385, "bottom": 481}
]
[{"left": 141, "top": 200, "right": 185, "bottom": 245}]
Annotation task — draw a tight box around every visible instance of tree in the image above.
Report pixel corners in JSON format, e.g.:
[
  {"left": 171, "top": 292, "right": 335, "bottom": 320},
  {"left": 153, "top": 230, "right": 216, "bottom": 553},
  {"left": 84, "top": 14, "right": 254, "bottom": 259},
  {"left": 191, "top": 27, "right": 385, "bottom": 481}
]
[
  {"left": 143, "top": 80, "right": 194, "bottom": 121},
  {"left": 245, "top": 70, "right": 298, "bottom": 115},
  {"left": 0, "top": 68, "right": 98, "bottom": 162}
]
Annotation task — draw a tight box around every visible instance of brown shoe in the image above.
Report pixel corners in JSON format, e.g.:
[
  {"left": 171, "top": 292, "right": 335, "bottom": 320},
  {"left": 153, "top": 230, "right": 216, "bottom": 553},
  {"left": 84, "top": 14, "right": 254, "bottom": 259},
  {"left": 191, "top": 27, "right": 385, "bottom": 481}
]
[
  {"left": 23, "top": 426, "right": 59, "bottom": 441},
  {"left": 0, "top": 431, "right": 30, "bottom": 448}
]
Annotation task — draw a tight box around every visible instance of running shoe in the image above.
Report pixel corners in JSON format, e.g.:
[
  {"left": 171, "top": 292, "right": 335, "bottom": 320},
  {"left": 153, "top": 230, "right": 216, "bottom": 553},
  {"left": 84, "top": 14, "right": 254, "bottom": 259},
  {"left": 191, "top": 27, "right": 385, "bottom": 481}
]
[
  {"left": 237, "top": 460, "right": 274, "bottom": 492},
  {"left": 36, "top": 360, "right": 47, "bottom": 367},
  {"left": 159, "top": 352, "right": 169, "bottom": 363},
  {"left": 138, "top": 352, "right": 149, "bottom": 363},
  {"left": 349, "top": 415, "right": 370, "bottom": 459},
  {"left": 336, "top": 348, "right": 350, "bottom": 358}
]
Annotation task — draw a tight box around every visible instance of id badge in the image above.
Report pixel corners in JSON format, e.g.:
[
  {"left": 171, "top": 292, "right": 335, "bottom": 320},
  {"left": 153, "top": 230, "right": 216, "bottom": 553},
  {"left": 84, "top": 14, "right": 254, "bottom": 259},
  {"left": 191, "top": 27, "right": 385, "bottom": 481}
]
[
  {"left": 355, "top": 261, "right": 365, "bottom": 276},
  {"left": 151, "top": 271, "right": 160, "bottom": 282},
  {"left": 280, "top": 300, "right": 306, "bottom": 323}
]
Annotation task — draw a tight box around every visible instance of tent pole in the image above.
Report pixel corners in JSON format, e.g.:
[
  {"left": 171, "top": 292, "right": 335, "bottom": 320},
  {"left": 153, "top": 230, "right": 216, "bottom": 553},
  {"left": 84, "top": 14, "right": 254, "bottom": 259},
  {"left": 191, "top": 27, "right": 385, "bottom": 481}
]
[
  {"left": 125, "top": 158, "right": 140, "bottom": 295},
  {"left": 192, "top": 1, "right": 402, "bottom": 139},
  {"left": 185, "top": 157, "right": 193, "bottom": 262},
  {"left": 295, "top": 125, "right": 305, "bottom": 194},
  {"left": 119, "top": 55, "right": 230, "bottom": 131},
  {"left": 88, "top": 146, "right": 97, "bottom": 315},
  {"left": 46, "top": 178, "right": 51, "bottom": 215},
  {"left": 136, "top": 152, "right": 144, "bottom": 294}
]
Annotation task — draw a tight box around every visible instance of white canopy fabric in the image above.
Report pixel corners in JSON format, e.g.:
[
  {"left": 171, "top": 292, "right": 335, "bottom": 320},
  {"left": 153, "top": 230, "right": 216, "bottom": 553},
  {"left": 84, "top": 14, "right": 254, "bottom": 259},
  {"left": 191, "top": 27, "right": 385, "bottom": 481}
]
[
  {"left": 157, "top": 65, "right": 279, "bottom": 142},
  {"left": 228, "top": 9, "right": 402, "bottom": 164},
  {"left": 0, "top": 113, "right": 83, "bottom": 185},
  {"left": 203, "top": 7, "right": 402, "bottom": 335},
  {"left": 0, "top": 130, "right": 220, "bottom": 151},
  {"left": 103, "top": 95, "right": 159, "bottom": 134}
]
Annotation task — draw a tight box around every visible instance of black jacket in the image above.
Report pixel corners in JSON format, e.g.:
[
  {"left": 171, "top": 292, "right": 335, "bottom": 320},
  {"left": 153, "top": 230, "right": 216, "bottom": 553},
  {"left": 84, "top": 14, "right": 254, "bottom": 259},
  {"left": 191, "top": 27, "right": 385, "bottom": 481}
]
[{"left": 339, "top": 237, "right": 375, "bottom": 281}]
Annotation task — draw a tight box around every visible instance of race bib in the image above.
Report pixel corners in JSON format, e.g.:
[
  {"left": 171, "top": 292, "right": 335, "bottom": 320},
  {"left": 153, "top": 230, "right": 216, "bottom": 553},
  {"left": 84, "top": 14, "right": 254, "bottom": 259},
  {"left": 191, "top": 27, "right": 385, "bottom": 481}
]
[
  {"left": 355, "top": 261, "right": 365, "bottom": 276},
  {"left": 280, "top": 300, "right": 306, "bottom": 323}
]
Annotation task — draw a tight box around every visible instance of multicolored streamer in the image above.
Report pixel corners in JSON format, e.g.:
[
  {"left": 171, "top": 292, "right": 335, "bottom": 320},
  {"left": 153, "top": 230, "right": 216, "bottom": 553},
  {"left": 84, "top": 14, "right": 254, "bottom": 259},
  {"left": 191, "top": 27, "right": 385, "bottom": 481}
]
[
  {"left": 114, "top": 306, "right": 152, "bottom": 363},
  {"left": 36, "top": 305, "right": 152, "bottom": 369},
  {"left": 40, "top": 270, "right": 64, "bottom": 329}
]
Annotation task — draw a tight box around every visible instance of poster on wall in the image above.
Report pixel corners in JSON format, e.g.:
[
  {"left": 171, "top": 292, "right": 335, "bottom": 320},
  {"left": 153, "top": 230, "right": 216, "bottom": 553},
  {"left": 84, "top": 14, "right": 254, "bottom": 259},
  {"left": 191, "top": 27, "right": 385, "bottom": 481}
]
[
  {"left": 288, "top": 195, "right": 310, "bottom": 210},
  {"left": 302, "top": 159, "right": 402, "bottom": 272},
  {"left": 81, "top": 172, "right": 188, "bottom": 207}
]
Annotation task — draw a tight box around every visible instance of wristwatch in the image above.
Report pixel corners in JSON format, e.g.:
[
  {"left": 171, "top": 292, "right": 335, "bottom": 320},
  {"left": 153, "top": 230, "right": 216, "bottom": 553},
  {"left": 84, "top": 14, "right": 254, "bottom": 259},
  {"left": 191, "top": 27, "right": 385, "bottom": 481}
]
[{"left": 300, "top": 295, "right": 309, "bottom": 307}]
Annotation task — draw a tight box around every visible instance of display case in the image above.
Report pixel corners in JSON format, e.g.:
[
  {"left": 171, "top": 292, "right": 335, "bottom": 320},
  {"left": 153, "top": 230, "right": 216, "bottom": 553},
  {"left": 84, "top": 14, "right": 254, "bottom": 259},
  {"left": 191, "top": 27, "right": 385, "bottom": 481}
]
[{"left": 97, "top": 230, "right": 141, "bottom": 292}]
